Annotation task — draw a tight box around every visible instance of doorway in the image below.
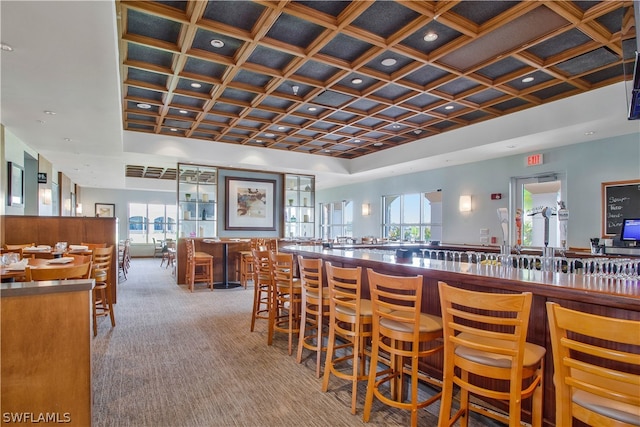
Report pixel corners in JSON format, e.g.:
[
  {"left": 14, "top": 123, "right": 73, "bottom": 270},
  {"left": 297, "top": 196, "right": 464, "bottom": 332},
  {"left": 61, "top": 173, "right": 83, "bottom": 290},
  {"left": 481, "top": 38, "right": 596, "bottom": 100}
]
[{"left": 510, "top": 173, "right": 566, "bottom": 247}]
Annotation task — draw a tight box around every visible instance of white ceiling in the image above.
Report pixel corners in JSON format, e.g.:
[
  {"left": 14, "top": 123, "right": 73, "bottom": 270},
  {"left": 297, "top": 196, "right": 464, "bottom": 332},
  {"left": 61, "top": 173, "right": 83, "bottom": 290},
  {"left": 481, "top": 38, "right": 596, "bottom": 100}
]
[{"left": 1, "top": 1, "right": 638, "bottom": 192}]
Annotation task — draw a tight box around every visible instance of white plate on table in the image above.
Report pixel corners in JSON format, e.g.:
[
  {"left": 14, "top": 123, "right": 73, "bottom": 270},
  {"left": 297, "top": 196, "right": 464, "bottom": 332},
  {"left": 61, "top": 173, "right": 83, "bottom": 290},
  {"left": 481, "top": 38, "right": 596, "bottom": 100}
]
[{"left": 47, "top": 257, "right": 75, "bottom": 264}]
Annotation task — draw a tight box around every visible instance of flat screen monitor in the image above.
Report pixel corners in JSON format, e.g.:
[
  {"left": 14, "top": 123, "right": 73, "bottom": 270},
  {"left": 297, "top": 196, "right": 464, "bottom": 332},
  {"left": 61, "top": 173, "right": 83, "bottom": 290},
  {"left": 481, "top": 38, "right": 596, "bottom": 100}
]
[{"left": 620, "top": 218, "right": 640, "bottom": 241}]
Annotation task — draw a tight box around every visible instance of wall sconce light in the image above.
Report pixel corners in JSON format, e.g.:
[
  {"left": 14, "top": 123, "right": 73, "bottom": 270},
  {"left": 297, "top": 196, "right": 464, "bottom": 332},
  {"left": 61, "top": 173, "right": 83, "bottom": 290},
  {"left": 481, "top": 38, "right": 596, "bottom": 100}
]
[
  {"left": 362, "top": 203, "right": 371, "bottom": 216},
  {"left": 76, "top": 203, "right": 83, "bottom": 215},
  {"left": 41, "top": 188, "right": 52, "bottom": 205},
  {"left": 459, "top": 195, "right": 472, "bottom": 212}
]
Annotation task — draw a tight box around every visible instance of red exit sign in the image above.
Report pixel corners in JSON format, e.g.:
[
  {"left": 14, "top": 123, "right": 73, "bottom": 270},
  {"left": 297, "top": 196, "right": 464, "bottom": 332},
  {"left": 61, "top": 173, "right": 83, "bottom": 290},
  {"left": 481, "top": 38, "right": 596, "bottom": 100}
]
[{"left": 526, "top": 153, "right": 543, "bottom": 166}]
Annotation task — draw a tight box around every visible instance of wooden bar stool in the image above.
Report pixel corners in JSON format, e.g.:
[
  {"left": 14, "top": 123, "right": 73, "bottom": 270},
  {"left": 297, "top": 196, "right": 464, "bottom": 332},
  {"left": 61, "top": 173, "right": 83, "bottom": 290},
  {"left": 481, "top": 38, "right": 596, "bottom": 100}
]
[
  {"left": 250, "top": 249, "right": 273, "bottom": 332},
  {"left": 269, "top": 251, "right": 302, "bottom": 355},
  {"left": 185, "top": 238, "right": 213, "bottom": 292},
  {"left": 363, "top": 269, "right": 443, "bottom": 427},
  {"left": 92, "top": 246, "right": 115, "bottom": 336},
  {"left": 322, "top": 262, "right": 371, "bottom": 414},
  {"left": 296, "top": 256, "right": 329, "bottom": 377},
  {"left": 437, "top": 281, "right": 545, "bottom": 427},
  {"left": 239, "top": 238, "right": 265, "bottom": 288},
  {"left": 546, "top": 302, "right": 640, "bottom": 427}
]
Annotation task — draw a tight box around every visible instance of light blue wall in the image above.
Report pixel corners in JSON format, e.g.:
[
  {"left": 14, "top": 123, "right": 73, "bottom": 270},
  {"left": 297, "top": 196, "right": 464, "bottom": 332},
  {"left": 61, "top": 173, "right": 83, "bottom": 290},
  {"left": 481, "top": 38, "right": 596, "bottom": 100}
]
[{"left": 317, "top": 133, "right": 640, "bottom": 249}]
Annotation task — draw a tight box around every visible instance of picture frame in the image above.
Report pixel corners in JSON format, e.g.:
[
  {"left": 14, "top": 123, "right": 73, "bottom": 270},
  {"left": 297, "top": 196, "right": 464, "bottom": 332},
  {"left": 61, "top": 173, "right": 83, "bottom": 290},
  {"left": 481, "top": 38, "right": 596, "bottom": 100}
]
[
  {"left": 95, "top": 203, "right": 115, "bottom": 218},
  {"left": 225, "top": 177, "right": 276, "bottom": 230},
  {"left": 7, "top": 162, "right": 24, "bottom": 207}
]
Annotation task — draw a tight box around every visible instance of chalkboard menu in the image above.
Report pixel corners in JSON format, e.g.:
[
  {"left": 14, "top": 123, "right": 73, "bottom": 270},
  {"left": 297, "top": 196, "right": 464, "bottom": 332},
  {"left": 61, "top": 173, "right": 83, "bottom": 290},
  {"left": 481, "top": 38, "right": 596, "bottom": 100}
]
[{"left": 601, "top": 179, "right": 640, "bottom": 236}]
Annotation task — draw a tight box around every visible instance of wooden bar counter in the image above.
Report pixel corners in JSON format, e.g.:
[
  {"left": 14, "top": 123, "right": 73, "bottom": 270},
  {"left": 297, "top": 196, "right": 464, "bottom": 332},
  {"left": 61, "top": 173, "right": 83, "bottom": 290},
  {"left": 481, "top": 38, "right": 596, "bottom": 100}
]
[
  {"left": 281, "top": 245, "right": 640, "bottom": 427},
  {"left": 1, "top": 278, "right": 94, "bottom": 426}
]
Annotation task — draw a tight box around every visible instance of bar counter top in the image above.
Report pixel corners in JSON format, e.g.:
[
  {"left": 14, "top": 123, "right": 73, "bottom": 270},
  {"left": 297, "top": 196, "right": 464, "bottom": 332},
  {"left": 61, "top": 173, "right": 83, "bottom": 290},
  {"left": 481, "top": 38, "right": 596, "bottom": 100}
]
[
  {"left": 1, "top": 279, "right": 94, "bottom": 298},
  {"left": 282, "top": 245, "right": 640, "bottom": 310}
]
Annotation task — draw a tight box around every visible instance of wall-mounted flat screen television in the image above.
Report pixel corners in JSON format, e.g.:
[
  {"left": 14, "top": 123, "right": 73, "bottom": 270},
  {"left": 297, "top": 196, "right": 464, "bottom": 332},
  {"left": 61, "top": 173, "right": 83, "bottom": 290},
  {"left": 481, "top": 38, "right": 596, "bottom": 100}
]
[{"left": 620, "top": 218, "right": 640, "bottom": 241}]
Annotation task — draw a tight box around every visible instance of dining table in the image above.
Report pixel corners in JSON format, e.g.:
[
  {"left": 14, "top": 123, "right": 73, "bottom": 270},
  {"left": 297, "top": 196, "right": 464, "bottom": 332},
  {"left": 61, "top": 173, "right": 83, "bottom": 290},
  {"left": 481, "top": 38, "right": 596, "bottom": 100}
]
[
  {"left": 1, "top": 256, "right": 89, "bottom": 282},
  {"left": 21, "top": 246, "right": 93, "bottom": 259}
]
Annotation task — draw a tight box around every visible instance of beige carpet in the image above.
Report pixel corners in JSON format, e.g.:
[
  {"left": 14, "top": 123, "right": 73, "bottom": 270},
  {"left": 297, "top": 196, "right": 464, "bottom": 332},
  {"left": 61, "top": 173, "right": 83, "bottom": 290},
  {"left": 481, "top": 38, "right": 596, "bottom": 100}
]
[{"left": 91, "top": 258, "right": 498, "bottom": 427}]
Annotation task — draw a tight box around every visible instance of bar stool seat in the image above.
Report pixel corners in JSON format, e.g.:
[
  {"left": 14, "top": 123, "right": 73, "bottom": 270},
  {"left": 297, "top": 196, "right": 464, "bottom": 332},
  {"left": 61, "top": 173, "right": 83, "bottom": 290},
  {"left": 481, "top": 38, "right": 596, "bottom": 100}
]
[{"left": 454, "top": 333, "right": 546, "bottom": 368}]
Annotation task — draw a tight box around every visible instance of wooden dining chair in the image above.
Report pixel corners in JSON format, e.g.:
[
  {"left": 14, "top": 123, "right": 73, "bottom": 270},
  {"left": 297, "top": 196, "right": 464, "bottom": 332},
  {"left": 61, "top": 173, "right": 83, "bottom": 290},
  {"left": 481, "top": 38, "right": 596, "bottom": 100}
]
[
  {"left": 81, "top": 242, "right": 107, "bottom": 250},
  {"left": 437, "top": 281, "right": 545, "bottom": 427},
  {"left": 546, "top": 302, "right": 640, "bottom": 427},
  {"left": 3, "top": 243, "right": 35, "bottom": 259},
  {"left": 363, "top": 269, "right": 443, "bottom": 427},
  {"left": 25, "top": 262, "right": 92, "bottom": 281}
]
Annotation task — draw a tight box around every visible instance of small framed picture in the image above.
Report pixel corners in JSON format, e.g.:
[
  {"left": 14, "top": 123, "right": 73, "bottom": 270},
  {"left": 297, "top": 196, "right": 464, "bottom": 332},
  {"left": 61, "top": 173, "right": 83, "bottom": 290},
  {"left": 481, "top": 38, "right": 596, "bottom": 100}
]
[{"left": 95, "top": 203, "right": 115, "bottom": 218}]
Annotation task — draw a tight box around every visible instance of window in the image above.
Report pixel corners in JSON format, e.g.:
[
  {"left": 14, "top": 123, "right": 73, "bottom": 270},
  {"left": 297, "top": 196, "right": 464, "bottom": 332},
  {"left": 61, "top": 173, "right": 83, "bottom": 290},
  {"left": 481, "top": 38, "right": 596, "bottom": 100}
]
[
  {"left": 382, "top": 191, "right": 442, "bottom": 241},
  {"left": 128, "top": 203, "right": 177, "bottom": 243},
  {"left": 320, "top": 201, "right": 353, "bottom": 240}
]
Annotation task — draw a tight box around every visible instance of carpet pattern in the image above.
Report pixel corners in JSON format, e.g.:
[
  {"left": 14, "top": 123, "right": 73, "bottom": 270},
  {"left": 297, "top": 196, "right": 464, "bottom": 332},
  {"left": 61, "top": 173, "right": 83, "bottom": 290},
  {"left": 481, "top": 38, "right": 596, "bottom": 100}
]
[{"left": 91, "top": 258, "right": 498, "bottom": 427}]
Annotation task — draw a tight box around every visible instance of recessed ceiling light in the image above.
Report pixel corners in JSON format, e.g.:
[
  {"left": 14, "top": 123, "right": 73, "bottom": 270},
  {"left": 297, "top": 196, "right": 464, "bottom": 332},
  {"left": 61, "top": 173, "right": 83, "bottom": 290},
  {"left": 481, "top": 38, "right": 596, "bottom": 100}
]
[
  {"left": 324, "top": 149, "right": 331, "bottom": 153},
  {"left": 210, "top": 39, "right": 224, "bottom": 48},
  {"left": 1, "top": 43, "right": 13, "bottom": 52},
  {"left": 179, "top": 109, "right": 188, "bottom": 114},
  {"left": 351, "top": 78, "right": 363, "bottom": 84},
  {"left": 277, "top": 126, "right": 286, "bottom": 130},
  {"left": 170, "top": 128, "right": 178, "bottom": 132},
  {"left": 392, "top": 124, "right": 400, "bottom": 129},
  {"left": 190, "top": 82, "right": 202, "bottom": 88},
  {"left": 584, "top": 131, "right": 596, "bottom": 136},
  {"left": 37, "top": 120, "right": 46, "bottom": 124},
  {"left": 265, "top": 133, "right": 275, "bottom": 138},
  {"left": 64, "top": 138, "right": 72, "bottom": 142},
  {"left": 373, "top": 142, "right": 383, "bottom": 147},
  {"left": 423, "top": 32, "right": 438, "bottom": 42},
  {"left": 256, "top": 139, "right": 263, "bottom": 143},
  {"left": 445, "top": 105, "right": 454, "bottom": 110},
  {"left": 414, "top": 130, "right": 422, "bottom": 134},
  {"left": 354, "top": 139, "right": 361, "bottom": 143},
  {"left": 308, "top": 107, "right": 317, "bottom": 111},
  {"left": 522, "top": 76, "right": 534, "bottom": 83},
  {"left": 506, "top": 145, "right": 516, "bottom": 149},
  {"left": 44, "top": 110, "right": 56, "bottom": 115},
  {"left": 381, "top": 58, "right": 397, "bottom": 66},
  {"left": 137, "top": 103, "right": 151, "bottom": 109}
]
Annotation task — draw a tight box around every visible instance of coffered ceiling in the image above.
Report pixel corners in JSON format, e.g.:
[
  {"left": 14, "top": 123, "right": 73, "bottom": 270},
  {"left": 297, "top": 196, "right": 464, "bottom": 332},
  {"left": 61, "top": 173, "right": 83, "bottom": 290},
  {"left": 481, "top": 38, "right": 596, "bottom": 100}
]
[
  {"left": 1, "top": 1, "right": 637, "bottom": 191},
  {"left": 118, "top": 0, "right": 637, "bottom": 159}
]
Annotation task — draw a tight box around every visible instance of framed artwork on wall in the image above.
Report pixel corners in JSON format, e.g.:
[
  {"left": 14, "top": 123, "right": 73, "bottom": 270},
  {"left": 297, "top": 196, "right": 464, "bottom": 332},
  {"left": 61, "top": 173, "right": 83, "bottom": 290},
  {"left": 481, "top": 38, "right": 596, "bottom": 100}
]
[
  {"left": 7, "top": 162, "right": 24, "bottom": 207},
  {"left": 225, "top": 177, "right": 276, "bottom": 230},
  {"left": 95, "top": 203, "right": 115, "bottom": 218}
]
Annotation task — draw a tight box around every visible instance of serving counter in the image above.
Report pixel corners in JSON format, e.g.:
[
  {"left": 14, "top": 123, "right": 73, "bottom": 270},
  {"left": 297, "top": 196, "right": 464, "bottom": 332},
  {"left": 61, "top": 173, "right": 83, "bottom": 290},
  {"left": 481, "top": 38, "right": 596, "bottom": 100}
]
[
  {"left": 281, "top": 245, "right": 640, "bottom": 427},
  {"left": 1, "top": 278, "right": 94, "bottom": 426}
]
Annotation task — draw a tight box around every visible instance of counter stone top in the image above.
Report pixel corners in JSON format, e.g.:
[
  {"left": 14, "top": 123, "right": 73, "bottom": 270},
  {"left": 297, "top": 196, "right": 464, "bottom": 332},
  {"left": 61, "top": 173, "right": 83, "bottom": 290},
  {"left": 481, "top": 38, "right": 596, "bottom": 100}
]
[{"left": 1, "top": 279, "right": 94, "bottom": 298}]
